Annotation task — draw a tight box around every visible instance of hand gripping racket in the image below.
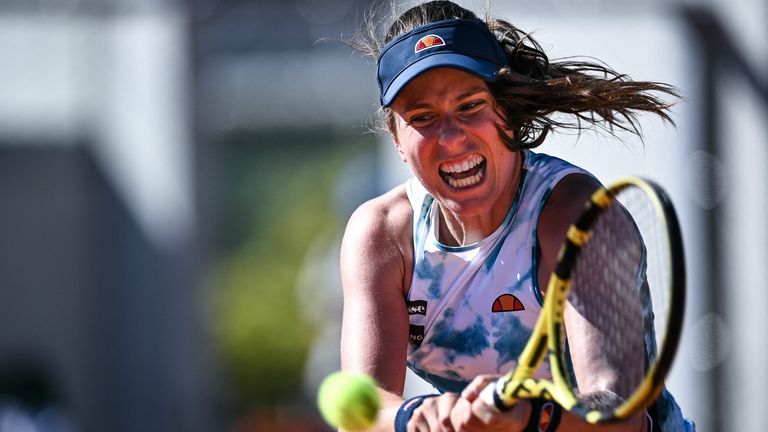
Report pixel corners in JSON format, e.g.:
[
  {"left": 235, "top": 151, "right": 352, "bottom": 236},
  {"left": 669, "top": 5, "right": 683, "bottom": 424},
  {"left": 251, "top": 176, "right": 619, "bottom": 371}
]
[{"left": 480, "top": 177, "right": 686, "bottom": 424}]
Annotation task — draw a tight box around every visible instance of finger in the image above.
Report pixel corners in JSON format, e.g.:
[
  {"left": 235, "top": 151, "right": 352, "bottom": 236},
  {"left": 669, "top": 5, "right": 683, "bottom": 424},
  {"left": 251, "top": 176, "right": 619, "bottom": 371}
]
[
  {"left": 461, "top": 375, "right": 498, "bottom": 401},
  {"left": 455, "top": 401, "right": 495, "bottom": 432},
  {"left": 471, "top": 394, "right": 499, "bottom": 424},
  {"left": 471, "top": 396, "right": 532, "bottom": 429},
  {"left": 436, "top": 393, "right": 458, "bottom": 431},
  {"left": 412, "top": 396, "right": 451, "bottom": 432},
  {"left": 420, "top": 397, "right": 441, "bottom": 431},
  {"left": 407, "top": 407, "right": 429, "bottom": 432},
  {"left": 449, "top": 397, "right": 474, "bottom": 431}
]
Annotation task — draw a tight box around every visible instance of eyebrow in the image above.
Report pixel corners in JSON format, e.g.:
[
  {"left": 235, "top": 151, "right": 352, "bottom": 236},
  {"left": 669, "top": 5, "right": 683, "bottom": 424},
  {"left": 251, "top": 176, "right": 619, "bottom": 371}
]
[
  {"left": 455, "top": 86, "right": 490, "bottom": 101},
  {"left": 402, "top": 86, "right": 490, "bottom": 113}
]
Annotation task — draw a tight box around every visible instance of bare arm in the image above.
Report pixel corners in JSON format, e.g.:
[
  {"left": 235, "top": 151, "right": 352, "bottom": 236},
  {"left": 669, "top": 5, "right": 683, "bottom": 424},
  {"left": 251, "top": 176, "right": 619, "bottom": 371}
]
[
  {"left": 537, "top": 173, "right": 647, "bottom": 432},
  {"left": 339, "top": 186, "right": 413, "bottom": 431}
]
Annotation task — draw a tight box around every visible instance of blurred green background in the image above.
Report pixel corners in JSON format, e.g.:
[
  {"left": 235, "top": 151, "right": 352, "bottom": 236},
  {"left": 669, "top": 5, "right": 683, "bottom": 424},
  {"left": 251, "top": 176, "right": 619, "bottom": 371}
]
[{"left": 211, "top": 129, "right": 374, "bottom": 426}]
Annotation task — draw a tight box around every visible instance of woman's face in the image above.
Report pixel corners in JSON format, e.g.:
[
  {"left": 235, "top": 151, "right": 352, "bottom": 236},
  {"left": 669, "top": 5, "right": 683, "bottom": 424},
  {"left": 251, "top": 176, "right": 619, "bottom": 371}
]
[{"left": 390, "top": 67, "right": 519, "bottom": 219}]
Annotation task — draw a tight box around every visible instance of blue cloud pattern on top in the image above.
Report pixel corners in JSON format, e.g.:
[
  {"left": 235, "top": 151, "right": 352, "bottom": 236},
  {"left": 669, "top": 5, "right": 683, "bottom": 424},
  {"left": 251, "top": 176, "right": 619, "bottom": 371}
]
[
  {"left": 491, "top": 313, "right": 530, "bottom": 372},
  {"left": 484, "top": 239, "right": 505, "bottom": 273},
  {"left": 429, "top": 308, "right": 489, "bottom": 364},
  {"left": 414, "top": 252, "right": 446, "bottom": 299}
]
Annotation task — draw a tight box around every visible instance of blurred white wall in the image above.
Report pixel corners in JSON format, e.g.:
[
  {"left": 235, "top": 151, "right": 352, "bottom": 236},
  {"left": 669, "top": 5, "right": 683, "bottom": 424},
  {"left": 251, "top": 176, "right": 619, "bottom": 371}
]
[
  {"left": 0, "top": 9, "right": 193, "bottom": 251},
  {"left": 0, "top": 3, "right": 208, "bottom": 431}
]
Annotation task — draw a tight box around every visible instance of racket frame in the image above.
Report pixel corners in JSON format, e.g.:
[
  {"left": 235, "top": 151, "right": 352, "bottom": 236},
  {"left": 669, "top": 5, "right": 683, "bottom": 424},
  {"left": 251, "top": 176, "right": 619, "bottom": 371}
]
[{"left": 488, "top": 177, "right": 686, "bottom": 424}]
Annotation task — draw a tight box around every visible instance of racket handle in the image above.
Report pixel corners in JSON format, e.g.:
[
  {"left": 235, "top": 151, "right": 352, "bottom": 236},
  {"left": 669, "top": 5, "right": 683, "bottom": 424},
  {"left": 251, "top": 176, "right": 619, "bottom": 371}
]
[{"left": 479, "top": 379, "right": 514, "bottom": 412}]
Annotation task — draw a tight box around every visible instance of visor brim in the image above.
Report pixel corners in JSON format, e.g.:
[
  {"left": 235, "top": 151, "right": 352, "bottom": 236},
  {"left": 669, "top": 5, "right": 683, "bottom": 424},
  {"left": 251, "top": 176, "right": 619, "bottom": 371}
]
[{"left": 380, "top": 53, "right": 503, "bottom": 107}]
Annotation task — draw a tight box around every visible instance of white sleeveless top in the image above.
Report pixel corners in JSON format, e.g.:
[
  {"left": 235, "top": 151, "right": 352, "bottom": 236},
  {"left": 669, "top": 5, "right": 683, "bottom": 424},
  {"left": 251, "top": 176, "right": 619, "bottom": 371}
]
[{"left": 403, "top": 150, "right": 586, "bottom": 393}]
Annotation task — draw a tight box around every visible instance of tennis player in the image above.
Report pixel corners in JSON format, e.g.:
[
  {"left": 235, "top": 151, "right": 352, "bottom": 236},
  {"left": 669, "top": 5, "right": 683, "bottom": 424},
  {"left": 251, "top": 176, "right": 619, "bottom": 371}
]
[{"left": 340, "top": 1, "right": 691, "bottom": 430}]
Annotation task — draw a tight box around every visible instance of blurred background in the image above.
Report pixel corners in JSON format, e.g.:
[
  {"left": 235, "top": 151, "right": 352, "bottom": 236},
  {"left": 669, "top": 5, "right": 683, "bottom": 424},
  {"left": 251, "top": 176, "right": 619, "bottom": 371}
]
[{"left": 0, "top": 0, "right": 764, "bottom": 431}]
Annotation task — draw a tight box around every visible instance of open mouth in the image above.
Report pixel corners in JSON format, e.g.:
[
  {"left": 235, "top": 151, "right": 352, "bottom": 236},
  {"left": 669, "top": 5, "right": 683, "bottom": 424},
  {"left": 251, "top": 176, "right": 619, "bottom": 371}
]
[{"left": 439, "top": 154, "right": 487, "bottom": 188}]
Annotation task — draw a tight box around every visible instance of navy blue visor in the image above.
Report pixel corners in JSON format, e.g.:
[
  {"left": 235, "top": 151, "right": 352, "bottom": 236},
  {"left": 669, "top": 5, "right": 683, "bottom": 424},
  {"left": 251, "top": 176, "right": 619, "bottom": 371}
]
[{"left": 377, "top": 19, "right": 509, "bottom": 107}]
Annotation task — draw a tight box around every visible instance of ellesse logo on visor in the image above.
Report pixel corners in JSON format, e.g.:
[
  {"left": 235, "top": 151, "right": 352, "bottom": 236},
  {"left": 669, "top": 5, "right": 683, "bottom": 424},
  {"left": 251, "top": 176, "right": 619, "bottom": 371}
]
[{"left": 414, "top": 35, "right": 445, "bottom": 52}]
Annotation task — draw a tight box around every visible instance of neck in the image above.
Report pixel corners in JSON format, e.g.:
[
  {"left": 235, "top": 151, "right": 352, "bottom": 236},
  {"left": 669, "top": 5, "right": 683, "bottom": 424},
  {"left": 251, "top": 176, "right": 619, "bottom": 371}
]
[{"left": 437, "top": 155, "right": 523, "bottom": 247}]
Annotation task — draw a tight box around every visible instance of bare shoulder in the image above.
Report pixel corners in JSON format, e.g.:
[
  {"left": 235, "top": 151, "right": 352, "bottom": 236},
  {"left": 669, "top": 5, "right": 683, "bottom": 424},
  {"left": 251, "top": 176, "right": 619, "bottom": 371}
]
[
  {"left": 537, "top": 173, "right": 601, "bottom": 281},
  {"left": 344, "top": 184, "right": 412, "bottom": 240},
  {"left": 340, "top": 184, "right": 414, "bottom": 296},
  {"left": 540, "top": 173, "right": 601, "bottom": 233}
]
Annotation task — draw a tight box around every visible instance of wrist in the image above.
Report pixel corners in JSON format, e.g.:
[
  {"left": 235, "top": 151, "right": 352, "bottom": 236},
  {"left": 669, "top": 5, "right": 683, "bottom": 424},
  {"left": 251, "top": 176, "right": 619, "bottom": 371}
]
[{"left": 394, "top": 394, "right": 438, "bottom": 432}]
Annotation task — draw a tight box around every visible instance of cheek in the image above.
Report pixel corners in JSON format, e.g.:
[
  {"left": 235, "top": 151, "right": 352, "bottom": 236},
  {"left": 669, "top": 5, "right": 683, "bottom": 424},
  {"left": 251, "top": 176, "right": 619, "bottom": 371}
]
[
  {"left": 478, "top": 112, "right": 512, "bottom": 149},
  {"left": 467, "top": 110, "right": 505, "bottom": 134},
  {"left": 396, "top": 127, "right": 432, "bottom": 155}
]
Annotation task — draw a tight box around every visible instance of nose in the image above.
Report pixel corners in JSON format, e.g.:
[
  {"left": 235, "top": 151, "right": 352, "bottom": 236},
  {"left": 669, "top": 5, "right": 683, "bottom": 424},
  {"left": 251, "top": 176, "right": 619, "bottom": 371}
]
[{"left": 437, "top": 116, "right": 466, "bottom": 150}]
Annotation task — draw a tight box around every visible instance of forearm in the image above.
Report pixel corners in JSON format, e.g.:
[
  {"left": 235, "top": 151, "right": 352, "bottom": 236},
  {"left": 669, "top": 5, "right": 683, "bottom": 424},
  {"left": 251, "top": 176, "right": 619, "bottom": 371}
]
[
  {"left": 557, "top": 409, "right": 647, "bottom": 432},
  {"left": 339, "top": 388, "right": 403, "bottom": 432}
]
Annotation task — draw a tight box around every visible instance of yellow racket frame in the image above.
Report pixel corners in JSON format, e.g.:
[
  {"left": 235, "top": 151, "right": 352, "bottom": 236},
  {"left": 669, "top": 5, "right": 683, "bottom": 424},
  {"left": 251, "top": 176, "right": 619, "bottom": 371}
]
[{"left": 490, "top": 177, "right": 686, "bottom": 424}]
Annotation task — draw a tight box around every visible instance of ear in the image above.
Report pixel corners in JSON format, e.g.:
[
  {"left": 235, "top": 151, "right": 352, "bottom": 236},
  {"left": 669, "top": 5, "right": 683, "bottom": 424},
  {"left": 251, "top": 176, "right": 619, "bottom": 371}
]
[
  {"left": 387, "top": 119, "right": 408, "bottom": 163},
  {"left": 387, "top": 110, "right": 408, "bottom": 163},
  {"left": 390, "top": 131, "right": 407, "bottom": 163}
]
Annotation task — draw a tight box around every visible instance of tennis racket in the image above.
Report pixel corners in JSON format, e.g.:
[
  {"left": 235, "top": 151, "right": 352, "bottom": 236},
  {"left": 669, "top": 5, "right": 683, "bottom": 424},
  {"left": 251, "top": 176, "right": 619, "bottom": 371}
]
[{"left": 480, "top": 177, "right": 686, "bottom": 424}]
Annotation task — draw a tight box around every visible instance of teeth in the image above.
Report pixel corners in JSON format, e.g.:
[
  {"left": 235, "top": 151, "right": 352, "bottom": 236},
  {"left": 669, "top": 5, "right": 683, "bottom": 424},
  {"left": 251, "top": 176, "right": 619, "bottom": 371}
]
[
  {"left": 440, "top": 154, "right": 484, "bottom": 174},
  {"left": 446, "top": 170, "right": 483, "bottom": 188}
]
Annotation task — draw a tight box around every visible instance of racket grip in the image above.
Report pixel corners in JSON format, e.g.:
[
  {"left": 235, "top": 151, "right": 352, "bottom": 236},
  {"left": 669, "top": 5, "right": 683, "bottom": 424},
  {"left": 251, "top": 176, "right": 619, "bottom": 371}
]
[{"left": 479, "top": 379, "right": 513, "bottom": 412}]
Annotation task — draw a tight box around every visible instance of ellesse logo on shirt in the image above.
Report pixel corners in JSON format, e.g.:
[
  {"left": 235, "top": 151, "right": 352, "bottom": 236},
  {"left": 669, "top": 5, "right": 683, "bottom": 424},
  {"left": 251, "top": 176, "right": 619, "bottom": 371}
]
[{"left": 407, "top": 300, "right": 427, "bottom": 315}]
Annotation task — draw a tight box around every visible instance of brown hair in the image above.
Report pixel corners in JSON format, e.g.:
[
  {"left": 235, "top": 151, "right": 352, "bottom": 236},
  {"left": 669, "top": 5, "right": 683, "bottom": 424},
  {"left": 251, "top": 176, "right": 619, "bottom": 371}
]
[{"left": 349, "top": 1, "right": 680, "bottom": 150}]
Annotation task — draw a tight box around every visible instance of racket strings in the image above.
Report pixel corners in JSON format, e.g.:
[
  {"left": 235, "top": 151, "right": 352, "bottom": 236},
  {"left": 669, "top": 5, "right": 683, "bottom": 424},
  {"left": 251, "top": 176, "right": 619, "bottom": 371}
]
[
  {"left": 567, "top": 200, "right": 647, "bottom": 402},
  {"left": 618, "top": 189, "right": 671, "bottom": 365}
]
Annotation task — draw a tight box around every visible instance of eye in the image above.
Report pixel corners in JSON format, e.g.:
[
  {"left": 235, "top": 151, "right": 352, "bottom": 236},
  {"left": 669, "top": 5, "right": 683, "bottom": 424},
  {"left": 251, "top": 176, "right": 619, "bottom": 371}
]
[
  {"left": 408, "top": 113, "right": 435, "bottom": 126},
  {"left": 459, "top": 100, "right": 485, "bottom": 112}
]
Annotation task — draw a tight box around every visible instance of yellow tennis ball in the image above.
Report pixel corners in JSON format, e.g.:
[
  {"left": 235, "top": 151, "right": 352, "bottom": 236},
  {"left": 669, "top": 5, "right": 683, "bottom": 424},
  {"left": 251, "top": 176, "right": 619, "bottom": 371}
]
[{"left": 317, "top": 371, "right": 381, "bottom": 431}]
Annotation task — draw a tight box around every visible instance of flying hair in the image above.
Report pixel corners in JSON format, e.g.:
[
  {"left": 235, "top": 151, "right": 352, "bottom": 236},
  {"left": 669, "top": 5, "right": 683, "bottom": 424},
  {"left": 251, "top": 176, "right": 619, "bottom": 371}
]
[{"left": 346, "top": 0, "right": 680, "bottom": 149}]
